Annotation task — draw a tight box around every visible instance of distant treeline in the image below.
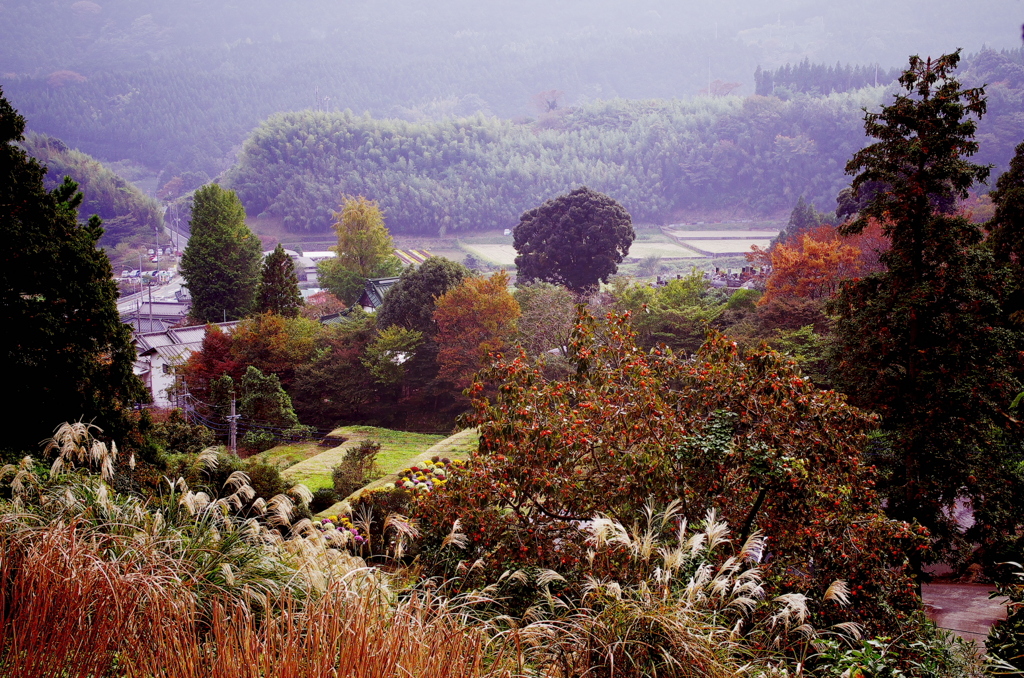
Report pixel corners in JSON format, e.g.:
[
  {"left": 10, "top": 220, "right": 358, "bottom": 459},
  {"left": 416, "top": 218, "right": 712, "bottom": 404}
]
[
  {"left": 754, "top": 60, "right": 903, "bottom": 97},
  {"left": 759, "top": 48, "right": 1024, "bottom": 172},
  {"left": 5, "top": 0, "right": 1017, "bottom": 189},
  {"left": 0, "top": 0, "right": 760, "bottom": 186},
  {"left": 223, "top": 46, "right": 1024, "bottom": 237},
  {"left": 225, "top": 91, "right": 886, "bottom": 235},
  {"left": 20, "top": 134, "right": 161, "bottom": 247}
]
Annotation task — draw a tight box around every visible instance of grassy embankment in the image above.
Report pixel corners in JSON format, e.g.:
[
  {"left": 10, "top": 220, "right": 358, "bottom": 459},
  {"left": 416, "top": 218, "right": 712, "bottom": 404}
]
[{"left": 252, "top": 425, "right": 478, "bottom": 513}]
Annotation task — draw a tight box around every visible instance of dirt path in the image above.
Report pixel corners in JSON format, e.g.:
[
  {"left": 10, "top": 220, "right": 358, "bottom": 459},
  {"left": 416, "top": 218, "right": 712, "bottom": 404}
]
[{"left": 922, "top": 582, "right": 1008, "bottom": 646}]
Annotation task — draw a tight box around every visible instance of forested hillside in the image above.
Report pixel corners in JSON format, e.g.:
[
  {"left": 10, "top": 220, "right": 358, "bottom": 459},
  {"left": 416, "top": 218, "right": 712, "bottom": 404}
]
[
  {"left": 224, "top": 91, "right": 880, "bottom": 234},
  {"left": 1, "top": 0, "right": 1018, "bottom": 184},
  {"left": 19, "top": 134, "right": 161, "bottom": 247}
]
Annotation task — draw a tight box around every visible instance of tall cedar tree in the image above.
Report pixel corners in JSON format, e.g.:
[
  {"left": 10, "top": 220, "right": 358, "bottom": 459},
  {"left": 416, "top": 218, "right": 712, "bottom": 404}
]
[
  {"left": 0, "top": 89, "right": 147, "bottom": 453},
  {"left": 257, "top": 244, "right": 302, "bottom": 317},
  {"left": 433, "top": 270, "right": 521, "bottom": 390},
  {"left": 513, "top": 186, "right": 634, "bottom": 293},
  {"left": 988, "top": 141, "right": 1024, "bottom": 323},
  {"left": 318, "top": 196, "right": 403, "bottom": 305},
  {"left": 181, "top": 184, "right": 262, "bottom": 323},
  {"left": 829, "top": 52, "right": 1024, "bottom": 562}
]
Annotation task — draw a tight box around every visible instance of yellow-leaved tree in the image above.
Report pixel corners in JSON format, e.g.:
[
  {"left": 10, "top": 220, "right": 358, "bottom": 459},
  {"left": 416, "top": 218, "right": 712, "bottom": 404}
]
[
  {"left": 433, "top": 270, "right": 520, "bottom": 390},
  {"left": 318, "top": 196, "right": 403, "bottom": 304}
]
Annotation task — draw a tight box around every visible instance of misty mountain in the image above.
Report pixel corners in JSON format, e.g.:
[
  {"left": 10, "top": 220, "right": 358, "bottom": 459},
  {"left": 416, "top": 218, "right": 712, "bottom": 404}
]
[{"left": 1, "top": 0, "right": 1018, "bottom": 182}]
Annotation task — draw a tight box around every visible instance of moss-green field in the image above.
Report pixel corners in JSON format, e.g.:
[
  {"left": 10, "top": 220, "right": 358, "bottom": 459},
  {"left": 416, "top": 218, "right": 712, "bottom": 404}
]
[{"left": 254, "top": 425, "right": 477, "bottom": 493}]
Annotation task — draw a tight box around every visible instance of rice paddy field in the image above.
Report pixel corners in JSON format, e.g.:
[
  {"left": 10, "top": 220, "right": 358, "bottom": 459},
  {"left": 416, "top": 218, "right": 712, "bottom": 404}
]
[{"left": 460, "top": 243, "right": 518, "bottom": 266}]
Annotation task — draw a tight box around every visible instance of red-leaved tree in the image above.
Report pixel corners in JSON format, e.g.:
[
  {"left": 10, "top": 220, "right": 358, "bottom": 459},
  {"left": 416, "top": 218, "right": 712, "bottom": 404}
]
[{"left": 414, "top": 310, "right": 924, "bottom": 633}]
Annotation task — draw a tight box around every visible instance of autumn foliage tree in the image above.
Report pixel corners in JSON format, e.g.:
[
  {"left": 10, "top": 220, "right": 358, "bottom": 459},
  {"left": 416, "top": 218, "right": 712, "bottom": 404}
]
[
  {"left": 414, "top": 310, "right": 922, "bottom": 633},
  {"left": 318, "top": 196, "right": 403, "bottom": 304},
  {"left": 758, "top": 226, "right": 863, "bottom": 305},
  {"left": 433, "top": 270, "right": 521, "bottom": 390},
  {"left": 178, "top": 314, "right": 320, "bottom": 420}
]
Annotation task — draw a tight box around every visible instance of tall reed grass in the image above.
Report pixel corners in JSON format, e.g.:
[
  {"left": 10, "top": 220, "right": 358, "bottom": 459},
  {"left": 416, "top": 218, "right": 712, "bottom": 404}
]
[
  {"left": 0, "top": 519, "right": 506, "bottom": 678},
  {"left": 0, "top": 424, "right": 872, "bottom": 677}
]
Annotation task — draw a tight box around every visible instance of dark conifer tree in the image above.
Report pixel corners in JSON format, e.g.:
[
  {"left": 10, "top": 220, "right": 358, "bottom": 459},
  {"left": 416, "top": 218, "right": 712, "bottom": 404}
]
[
  {"left": 0, "top": 89, "right": 147, "bottom": 453},
  {"left": 828, "top": 52, "right": 1023, "bottom": 563},
  {"left": 257, "top": 244, "right": 302, "bottom": 317}
]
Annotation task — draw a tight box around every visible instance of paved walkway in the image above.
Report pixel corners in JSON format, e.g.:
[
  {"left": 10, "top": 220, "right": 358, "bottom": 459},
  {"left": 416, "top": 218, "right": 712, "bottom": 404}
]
[{"left": 922, "top": 582, "right": 1008, "bottom": 646}]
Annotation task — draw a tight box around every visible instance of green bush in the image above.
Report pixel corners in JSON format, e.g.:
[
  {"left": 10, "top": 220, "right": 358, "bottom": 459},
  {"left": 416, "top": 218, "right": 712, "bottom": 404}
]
[
  {"left": 725, "top": 287, "right": 761, "bottom": 312},
  {"left": 240, "top": 430, "right": 276, "bottom": 455},
  {"left": 244, "top": 460, "right": 290, "bottom": 500},
  {"left": 309, "top": 487, "right": 339, "bottom": 514},
  {"left": 332, "top": 440, "right": 381, "bottom": 499},
  {"left": 152, "top": 410, "right": 215, "bottom": 456}
]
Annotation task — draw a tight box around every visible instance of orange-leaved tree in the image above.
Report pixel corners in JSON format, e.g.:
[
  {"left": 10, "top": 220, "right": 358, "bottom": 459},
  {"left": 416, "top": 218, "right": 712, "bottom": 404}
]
[
  {"left": 433, "top": 270, "right": 521, "bottom": 390},
  {"left": 759, "top": 225, "right": 862, "bottom": 305},
  {"left": 414, "top": 309, "right": 923, "bottom": 634}
]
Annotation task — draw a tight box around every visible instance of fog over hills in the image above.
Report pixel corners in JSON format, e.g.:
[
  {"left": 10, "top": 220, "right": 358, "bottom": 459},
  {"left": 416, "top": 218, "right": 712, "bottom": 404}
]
[{"left": 0, "top": 0, "right": 1020, "bottom": 206}]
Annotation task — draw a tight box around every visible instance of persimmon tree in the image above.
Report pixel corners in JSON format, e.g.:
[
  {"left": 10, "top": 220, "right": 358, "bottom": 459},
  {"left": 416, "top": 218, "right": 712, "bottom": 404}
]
[
  {"left": 433, "top": 270, "right": 521, "bottom": 390},
  {"left": 415, "top": 310, "right": 922, "bottom": 632}
]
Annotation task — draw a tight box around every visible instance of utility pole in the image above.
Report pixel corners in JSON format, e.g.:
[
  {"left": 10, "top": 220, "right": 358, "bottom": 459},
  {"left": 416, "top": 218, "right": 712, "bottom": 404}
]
[{"left": 228, "top": 395, "right": 239, "bottom": 455}]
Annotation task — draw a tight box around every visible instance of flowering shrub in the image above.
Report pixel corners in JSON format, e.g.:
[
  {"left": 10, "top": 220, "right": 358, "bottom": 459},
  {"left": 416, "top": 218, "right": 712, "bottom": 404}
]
[
  {"left": 394, "top": 456, "right": 465, "bottom": 494},
  {"left": 313, "top": 513, "right": 366, "bottom": 545}
]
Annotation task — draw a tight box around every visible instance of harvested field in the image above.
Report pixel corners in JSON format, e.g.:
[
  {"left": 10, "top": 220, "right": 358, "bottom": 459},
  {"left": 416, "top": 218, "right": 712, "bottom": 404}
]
[
  {"left": 677, "top": 239, "right": 772, "bottom": 255},
  {"left": 626, "top": 242, "right": 707, "bottom": 259},
  {"left": 664, "top": 229, "right": 780, "bottom": 240},
  {"left": 461, "top": 243, "right": 518, "bottom": 266}
]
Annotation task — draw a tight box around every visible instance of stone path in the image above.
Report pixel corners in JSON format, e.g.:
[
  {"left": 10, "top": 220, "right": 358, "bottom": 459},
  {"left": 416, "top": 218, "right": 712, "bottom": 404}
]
[{"left": 922, "top": 582, "right": 1008, "bottom": 646}]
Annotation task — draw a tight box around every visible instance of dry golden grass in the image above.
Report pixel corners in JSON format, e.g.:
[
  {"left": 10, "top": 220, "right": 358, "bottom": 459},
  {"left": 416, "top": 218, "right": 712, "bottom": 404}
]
[{"left": 0, "top": 518, "right": 507, "bottom": 678}]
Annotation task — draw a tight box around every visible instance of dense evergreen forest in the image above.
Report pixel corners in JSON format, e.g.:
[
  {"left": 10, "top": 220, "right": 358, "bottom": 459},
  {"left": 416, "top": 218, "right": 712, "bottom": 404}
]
[
  {"left": 224, "top": 47, "right": 1024, "bottom": 235},
  {"left": 19, "top": 134, "right": 161, "bottom": 247},
  {"left": 755, "top": 60, "right": 904, "bottom": 96},
  {"left": 1, "top": 0, "right": 1019, "bottom": 185},
  {"left": 225, "top": 92, "right": 881, "bottom": 234}
]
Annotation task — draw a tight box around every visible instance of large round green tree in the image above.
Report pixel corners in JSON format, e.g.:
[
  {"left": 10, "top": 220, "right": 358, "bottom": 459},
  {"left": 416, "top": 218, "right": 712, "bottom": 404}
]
[
  {"left": 181, "top": 184, "right": 262, "bottom": 323},
  {"left": 0, "top": 89, "right": 147, "bottom": 453},
  {"left": 513, "top": 186, "right": 634, "bottom": 293}
]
